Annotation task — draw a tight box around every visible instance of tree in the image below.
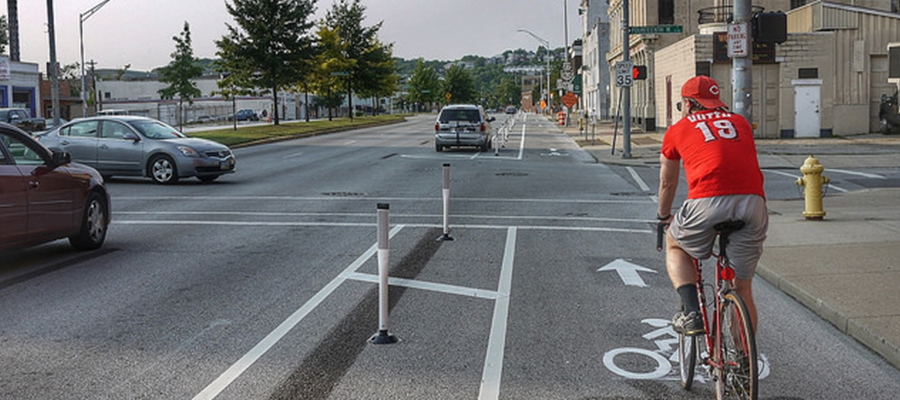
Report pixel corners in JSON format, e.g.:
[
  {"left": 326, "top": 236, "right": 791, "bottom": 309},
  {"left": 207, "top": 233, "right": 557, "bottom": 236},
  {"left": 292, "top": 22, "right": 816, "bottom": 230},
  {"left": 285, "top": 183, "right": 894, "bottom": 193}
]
[
  {"left": 442, "top": 65, "right": 476, "bottom": 105},
  {"left": 498, "top": 77, "right": 520, "bottom": 108},
  {"left": 217, "top": 0, "right": 317, "bottom": 125},
  {"left": 407, "top": 59, "right": 440, "bottom": 112},
  {"left": 356, "top": 40, "right": 397, "bottom": 115},
  {"left": 310, "top": 23, "right": 355, "bottom": 121},
  {"left": 213, "top": 57, "right": 258, "bottom": 130},
  {"left": 324, "top": 0, "right": 397, "bottom": 119},
  {"left": 158, "top": 22, "right": 203, "bottom": 131}
]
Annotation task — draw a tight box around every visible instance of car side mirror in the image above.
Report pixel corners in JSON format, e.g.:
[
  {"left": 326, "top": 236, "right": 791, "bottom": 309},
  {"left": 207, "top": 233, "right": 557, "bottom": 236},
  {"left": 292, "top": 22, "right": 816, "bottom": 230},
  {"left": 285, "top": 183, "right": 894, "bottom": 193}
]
[
  {"left": 50, "top": 150, "right": 71, "bottom": 167},
  {"left": 123, "top": 132, "right": 140, "bottom": 142}
]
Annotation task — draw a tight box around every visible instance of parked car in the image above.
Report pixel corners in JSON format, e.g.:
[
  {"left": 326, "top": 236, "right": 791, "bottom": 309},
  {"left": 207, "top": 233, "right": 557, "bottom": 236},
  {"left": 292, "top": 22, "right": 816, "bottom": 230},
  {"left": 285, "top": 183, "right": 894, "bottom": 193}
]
[
  {"left": 434, "top": 104, "right": 495, "bottom": 152},
  {"left": 879, "top": 91, "right": 900, "bottom": 134},
  {"left": 228, "top": 109, "right": 259, "bottom": 122},
  {"left": 37, "top": 116, "right": 236, "bottom": 184},
  {"left": 505, "top": 106, "right": 517, "bottom": 114},
  {"left": 0, "top": 108, "right": 46, "bottom": 133},
  {"left": 0, "top": 122, "right": 110, "bottom": 252}
]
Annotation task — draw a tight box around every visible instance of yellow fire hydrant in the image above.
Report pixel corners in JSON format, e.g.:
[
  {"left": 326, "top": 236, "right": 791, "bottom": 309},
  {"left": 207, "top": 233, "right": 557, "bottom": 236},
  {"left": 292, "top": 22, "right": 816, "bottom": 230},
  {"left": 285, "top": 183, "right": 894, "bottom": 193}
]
[{"left": 795, "top": 155, "right": 830, "bottom": 220}]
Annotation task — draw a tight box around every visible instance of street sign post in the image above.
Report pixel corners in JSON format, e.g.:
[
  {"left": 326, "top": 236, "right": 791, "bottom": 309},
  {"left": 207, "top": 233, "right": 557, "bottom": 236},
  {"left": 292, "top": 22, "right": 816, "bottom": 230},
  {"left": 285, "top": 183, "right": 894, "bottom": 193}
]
[
  {"left": 615, "top": 61, "right": 634, "bottom": 88},
  {"left": 629, "top": 25, "right": 683, "bottom": 34}
]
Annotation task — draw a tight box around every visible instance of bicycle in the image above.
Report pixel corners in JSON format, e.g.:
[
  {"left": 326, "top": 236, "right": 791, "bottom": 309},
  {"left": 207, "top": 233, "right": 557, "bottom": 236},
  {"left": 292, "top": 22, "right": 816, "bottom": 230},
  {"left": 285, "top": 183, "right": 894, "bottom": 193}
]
[{"left": 657, "top": 220, "right": 759, "bottom": 400}]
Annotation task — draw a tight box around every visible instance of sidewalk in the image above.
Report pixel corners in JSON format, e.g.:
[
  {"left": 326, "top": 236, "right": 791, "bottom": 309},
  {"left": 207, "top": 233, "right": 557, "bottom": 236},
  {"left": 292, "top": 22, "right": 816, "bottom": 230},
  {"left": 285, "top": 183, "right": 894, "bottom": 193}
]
[{"left": 556, "top": 117, "right": 900, "bottom": 371}]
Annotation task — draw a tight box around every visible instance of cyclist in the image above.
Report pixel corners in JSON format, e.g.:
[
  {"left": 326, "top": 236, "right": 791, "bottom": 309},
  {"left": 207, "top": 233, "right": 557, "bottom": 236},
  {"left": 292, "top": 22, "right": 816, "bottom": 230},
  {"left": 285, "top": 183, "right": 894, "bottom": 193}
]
[{"left": 657, "top": 75, "right": 768, "bottom": 335}]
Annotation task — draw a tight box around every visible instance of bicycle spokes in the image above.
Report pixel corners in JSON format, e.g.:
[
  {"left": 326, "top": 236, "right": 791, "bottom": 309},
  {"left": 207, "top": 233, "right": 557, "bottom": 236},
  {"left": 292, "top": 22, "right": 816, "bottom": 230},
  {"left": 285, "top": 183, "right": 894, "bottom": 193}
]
[{"left": 716, "top": 293, "right": 758, "bottom": 400}]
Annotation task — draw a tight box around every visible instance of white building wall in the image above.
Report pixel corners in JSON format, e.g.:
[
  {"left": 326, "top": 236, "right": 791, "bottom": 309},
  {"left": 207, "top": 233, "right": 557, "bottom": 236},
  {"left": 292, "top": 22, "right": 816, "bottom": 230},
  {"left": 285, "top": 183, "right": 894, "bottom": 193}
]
[{"left": 0, "top": 56, "right": 41, "bottom": 118}]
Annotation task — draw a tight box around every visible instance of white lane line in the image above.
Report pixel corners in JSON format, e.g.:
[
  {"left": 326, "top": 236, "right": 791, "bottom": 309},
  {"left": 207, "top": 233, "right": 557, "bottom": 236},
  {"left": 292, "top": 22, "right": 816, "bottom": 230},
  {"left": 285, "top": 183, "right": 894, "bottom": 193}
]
[
  {"left": 191, "top": 225, "right": 404, "bottom": 400},
  {"left": 115, "top": 211, "right": 656, "bottom": 224},
  {"left": 764, "top": 169, "right": 848, "bottom": 192},
  {"left": 342, "top": 272, "right": 500, "bottom": 300},
  {"left": 401, "top": 154, "right": 522, "bottom": 161},
  {"left": 827, "top": 168, "right": 885, "bottom": 179},
  {"left": 113, "top": 220, "right": 651, "bottom": 234},
  {"left": 479, "top": 227, "right": 516, "bottom": 400},
  {"left": 115, "top": 196, "right": 655, "bottom": 205},
  {"left": 517, "top": 124, "right": 526, "bottom": 160},
  {"left": 626, "top": 166, "right": 651, "bottom": 192},
  {"left": 282, "top": 152, "right": 304, "bottom": 159}
]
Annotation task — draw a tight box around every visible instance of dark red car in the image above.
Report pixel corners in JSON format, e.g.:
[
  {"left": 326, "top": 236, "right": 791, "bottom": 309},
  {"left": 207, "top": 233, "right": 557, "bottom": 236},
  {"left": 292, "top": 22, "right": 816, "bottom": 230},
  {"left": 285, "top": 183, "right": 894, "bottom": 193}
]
[{"left": 0, "top": 123, "right": 110, "bottom": 252}]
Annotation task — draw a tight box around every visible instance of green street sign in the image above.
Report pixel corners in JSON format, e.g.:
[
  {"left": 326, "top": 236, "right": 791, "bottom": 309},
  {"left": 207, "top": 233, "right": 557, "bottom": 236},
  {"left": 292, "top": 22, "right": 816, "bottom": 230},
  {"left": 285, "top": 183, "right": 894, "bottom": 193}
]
[{"left": 629, "top": 25, "right": 683, "bottom": 34}]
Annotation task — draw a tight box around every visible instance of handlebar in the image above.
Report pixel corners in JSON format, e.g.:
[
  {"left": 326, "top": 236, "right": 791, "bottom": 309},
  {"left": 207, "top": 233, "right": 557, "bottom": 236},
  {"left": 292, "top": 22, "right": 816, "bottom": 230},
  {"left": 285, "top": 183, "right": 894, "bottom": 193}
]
[{"left": 656, "top": 221, "right": 668, "bottom": 252}]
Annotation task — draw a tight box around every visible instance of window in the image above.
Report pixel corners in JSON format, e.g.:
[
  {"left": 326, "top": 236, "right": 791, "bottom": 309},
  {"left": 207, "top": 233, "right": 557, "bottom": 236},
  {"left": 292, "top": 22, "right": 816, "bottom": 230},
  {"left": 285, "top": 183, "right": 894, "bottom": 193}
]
[
  {"left": 696, "top": 62, "right": 712, "bottom": 77},
  {"left": 439, "top": 109, "right": 481, "bottom": 123},
  {"left": 659, "top": 0, "right": 675, "bottom": 25},
  {"left": 129, "top": 120, "right": 185, "bottom": 139},
  {"left": 62, "top": 121, "right": 99, "bottom": 138},
  {"left": 101, "top": 121, "right": 132, "bottom": 139},
  {"left": 798, "top": 68, "right": 819, "bottom": 79},
  {"left": 0, "top": 132, "right": 45, "bottom": 166}
]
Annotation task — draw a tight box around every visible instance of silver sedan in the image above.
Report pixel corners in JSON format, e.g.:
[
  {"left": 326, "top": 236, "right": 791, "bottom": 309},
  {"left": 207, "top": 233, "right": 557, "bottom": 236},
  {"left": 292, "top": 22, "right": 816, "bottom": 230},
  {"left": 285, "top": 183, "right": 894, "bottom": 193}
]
[{"left": 37, "top": 116, "right": 235, "bottom": 184}]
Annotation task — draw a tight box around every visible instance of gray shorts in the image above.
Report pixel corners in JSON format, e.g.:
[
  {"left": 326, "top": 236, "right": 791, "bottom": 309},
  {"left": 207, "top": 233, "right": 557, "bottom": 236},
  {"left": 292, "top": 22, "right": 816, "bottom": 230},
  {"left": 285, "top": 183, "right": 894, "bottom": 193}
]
[{"left": 668, "top": 194, "right": 768, "bottom": 280}]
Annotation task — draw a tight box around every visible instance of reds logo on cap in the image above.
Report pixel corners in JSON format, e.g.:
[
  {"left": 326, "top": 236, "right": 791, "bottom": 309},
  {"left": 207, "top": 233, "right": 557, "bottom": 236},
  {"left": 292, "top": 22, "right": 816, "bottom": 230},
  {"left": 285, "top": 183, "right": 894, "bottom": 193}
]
[{"left": 681, "top": 75, "right": 729, "bottom": 110}]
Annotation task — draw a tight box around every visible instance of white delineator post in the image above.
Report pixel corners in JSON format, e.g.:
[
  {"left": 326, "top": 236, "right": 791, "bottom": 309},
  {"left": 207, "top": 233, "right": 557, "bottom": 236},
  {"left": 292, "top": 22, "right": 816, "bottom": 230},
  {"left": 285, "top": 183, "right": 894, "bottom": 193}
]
[
  {"left": 438, "top": 163, "right": 454, "bottom": 241},
  {"left": 370, "top": 203, "right": 398, "bottom": 344}
]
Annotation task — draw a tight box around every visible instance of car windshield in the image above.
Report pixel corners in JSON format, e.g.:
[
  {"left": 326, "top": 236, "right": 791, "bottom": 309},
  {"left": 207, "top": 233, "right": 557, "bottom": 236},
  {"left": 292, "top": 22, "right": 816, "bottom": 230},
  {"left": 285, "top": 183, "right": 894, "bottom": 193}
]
[
  {"left": 439, "top": 109, "right": 480, "bottom": 123},
  {"left": 128, "top": 120, "right": 186, "bottom": 139}
]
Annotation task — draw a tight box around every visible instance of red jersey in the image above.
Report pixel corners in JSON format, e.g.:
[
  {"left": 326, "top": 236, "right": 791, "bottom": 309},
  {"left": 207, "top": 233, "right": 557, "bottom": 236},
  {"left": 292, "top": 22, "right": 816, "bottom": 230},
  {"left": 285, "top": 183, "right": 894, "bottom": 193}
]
[{"left": 661, "top": 110, "right": 765, "bottom": 200}]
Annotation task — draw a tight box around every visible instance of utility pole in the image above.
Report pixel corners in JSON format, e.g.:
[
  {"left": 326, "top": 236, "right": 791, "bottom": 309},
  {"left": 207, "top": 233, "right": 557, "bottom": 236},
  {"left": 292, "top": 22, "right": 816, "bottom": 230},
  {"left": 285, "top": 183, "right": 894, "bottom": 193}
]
[
  {"left": 622, "top": 0, "right": 632, "bottom": 159},
  {"left": 88, "top": 60, "right": 98, "bottom": 114},
  {"left": 46, "top": 0, "right": 60, "bottom": 126},
  {"left": 8, "top": 0, "right": 19, "bottom": 61},
  {"left": 733, "top": 0, "right": 753, "bottom": 124}
]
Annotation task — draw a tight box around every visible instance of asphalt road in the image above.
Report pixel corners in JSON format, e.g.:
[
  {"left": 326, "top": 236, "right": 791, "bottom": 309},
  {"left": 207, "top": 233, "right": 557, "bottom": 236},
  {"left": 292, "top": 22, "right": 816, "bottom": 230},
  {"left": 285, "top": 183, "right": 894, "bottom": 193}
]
[{"left": 2, "top": 114, "right": 899, "bottom": 399}]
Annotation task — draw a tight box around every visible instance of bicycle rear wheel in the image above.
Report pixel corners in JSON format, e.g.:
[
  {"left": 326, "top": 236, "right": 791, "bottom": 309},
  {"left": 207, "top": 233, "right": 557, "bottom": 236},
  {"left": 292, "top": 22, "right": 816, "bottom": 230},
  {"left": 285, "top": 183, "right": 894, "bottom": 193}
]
[
  {"left": 715, "top": 291, "right": 758, "bottom": 400},
  {"left": 678, "top": 332, "right": 697, "bottom": 390}
]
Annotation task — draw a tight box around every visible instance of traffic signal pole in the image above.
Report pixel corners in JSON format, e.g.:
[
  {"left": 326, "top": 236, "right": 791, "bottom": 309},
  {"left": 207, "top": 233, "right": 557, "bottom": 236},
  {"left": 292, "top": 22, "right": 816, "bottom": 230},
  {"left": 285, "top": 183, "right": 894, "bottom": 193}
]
[{"left": 622, "top": 0, "right": 631, "bottom": 159}]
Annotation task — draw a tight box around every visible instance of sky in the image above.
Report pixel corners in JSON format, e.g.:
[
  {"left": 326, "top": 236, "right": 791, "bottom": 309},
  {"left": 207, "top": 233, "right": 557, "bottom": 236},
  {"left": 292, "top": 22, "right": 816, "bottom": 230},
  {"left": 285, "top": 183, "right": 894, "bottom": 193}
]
[{"left": 11, "top": 0, "right": 585, "bottom": 73}]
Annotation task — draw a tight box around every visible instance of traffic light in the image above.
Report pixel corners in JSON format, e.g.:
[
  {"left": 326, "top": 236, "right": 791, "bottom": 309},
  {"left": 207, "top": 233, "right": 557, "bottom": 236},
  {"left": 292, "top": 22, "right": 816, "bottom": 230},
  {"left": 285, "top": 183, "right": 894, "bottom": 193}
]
[
  {"left": 633, "top": 65, "right": 648, "bottom": 80},
  {"left": 753, "top": 12, "right": 787, "bottom": 44}
]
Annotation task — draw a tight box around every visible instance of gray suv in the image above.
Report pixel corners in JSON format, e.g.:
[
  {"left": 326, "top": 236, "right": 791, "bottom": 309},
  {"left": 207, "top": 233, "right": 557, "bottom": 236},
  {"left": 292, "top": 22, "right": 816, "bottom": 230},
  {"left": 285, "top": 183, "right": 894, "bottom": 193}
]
[{"left": 434, "top": 104, "right": 495, "bottom": 152}]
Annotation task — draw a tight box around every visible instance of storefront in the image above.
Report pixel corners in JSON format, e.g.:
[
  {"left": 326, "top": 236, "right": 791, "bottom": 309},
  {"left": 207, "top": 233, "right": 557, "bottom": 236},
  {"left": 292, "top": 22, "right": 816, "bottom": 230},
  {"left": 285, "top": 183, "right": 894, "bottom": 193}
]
[{"left": 0, "top": 56, "right": 42, "bottom": 118}]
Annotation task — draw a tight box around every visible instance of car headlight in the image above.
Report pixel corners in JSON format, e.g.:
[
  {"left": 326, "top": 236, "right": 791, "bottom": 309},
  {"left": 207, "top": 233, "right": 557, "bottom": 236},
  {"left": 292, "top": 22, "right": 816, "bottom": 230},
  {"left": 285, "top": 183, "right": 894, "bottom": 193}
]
[{"left": 177, "top": 146, "right": 199, "bottom": 157}]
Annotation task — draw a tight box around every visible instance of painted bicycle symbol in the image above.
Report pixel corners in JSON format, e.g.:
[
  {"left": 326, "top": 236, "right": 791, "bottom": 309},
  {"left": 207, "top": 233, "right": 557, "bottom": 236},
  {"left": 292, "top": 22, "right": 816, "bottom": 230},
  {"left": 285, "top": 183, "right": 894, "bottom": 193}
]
[{"left": 603, "top": 318, "right": 770, "bottom": 381}]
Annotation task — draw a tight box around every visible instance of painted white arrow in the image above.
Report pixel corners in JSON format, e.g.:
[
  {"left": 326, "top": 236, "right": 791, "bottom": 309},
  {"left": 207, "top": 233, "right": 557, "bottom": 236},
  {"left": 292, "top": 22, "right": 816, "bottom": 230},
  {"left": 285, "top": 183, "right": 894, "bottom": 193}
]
[{"left": 598, "top": 259, "right": 658, "bottom": 287}]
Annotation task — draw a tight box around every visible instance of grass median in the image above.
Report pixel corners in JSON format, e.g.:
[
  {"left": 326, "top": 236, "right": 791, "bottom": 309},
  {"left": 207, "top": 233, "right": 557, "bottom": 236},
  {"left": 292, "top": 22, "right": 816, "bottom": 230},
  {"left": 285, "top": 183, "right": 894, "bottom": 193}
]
[{"left": 187, "top": 114, "right": 409, "bottom": 147}]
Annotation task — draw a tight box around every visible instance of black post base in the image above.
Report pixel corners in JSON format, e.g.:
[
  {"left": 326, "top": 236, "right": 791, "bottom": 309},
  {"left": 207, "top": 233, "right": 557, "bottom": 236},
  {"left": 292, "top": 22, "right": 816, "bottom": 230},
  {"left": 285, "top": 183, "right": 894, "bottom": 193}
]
[{"left": 369, "top": 330, "right": 399, "bottom": 345}]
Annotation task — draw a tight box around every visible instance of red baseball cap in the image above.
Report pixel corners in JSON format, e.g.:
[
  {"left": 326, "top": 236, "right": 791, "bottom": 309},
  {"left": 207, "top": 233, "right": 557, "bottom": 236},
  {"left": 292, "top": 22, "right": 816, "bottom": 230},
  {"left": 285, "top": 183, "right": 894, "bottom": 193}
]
[{"left": 681, "top": 76, "right": 729, "bottom": 110}]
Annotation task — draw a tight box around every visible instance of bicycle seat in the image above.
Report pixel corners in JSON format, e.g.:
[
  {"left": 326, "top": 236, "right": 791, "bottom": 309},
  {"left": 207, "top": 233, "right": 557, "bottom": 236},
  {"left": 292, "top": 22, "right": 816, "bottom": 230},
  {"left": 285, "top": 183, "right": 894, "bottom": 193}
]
[{"left": 713, "top": 220, "right": 745, "bottom": 236}]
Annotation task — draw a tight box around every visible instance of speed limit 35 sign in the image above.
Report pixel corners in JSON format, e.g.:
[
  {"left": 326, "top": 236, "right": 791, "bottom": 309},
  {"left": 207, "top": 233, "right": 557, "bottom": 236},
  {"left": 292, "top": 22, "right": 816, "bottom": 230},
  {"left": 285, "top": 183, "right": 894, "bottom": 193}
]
[{"left": 615, "top": 61, "right": 634, "bottom": 87}]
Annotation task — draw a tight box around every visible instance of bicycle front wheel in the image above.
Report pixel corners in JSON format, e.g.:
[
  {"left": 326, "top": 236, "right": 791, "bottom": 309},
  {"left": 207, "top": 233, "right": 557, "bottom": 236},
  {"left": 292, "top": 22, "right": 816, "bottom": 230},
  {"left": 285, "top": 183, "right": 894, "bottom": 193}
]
[
  {"left": 715, "top": 291, "right": 758, "bottom": 400},
  {"left": 678, "top": 332, "right": 697, "bottom": 390}
]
